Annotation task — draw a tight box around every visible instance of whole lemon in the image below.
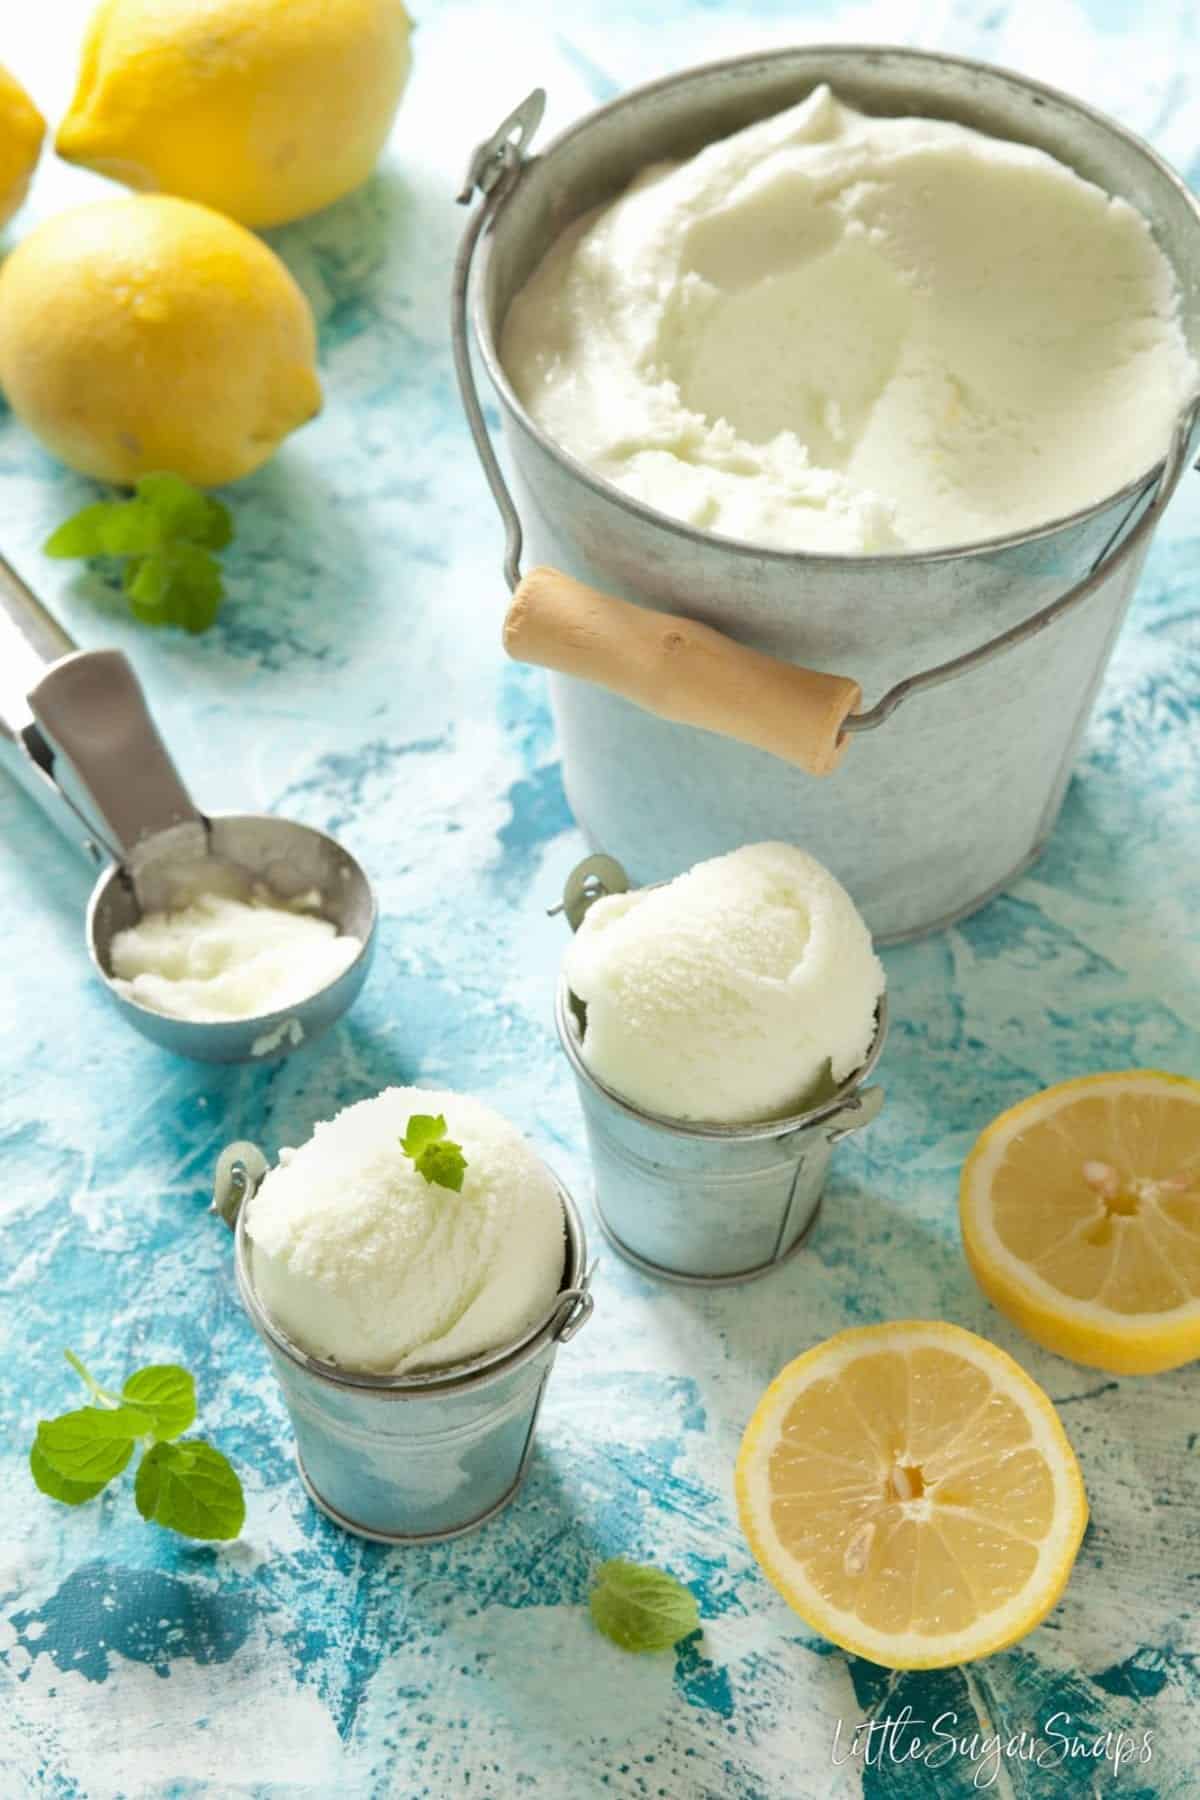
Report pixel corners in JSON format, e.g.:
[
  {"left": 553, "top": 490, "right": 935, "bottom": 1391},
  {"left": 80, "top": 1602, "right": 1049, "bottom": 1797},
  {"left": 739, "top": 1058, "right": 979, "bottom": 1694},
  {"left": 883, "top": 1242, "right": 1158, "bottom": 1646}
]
[
  {"left": 0, "top": 195, "right": 321, "bottom": 485},
  {"left": 57, "top": 0, "right": 413, "bottom": 229},
  {"left": 0, "top": 63, "right": 45, "bottom": 231}
]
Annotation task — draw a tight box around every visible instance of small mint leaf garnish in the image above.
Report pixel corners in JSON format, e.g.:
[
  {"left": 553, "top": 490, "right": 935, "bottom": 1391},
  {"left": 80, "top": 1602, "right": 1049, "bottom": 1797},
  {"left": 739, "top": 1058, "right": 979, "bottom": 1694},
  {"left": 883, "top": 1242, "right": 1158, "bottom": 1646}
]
[
  {"left": 400, "top": 1114, "right": 468, "bottom": 1192},
  {"left": 29, "top": 1441, "right": 112, "bottom": 1506},
  {"left": 589, "top": 1560, "right": 701, "bottom": 1653},
  {"left": 44, "top": 500, "right": 160, "bottom": 559},
  {"left": 43, "top": 473, "right": 233, "bottom": 634},
  {"left": 400, "top": 1114, "right": 447, "bottom": 1158},
  {"left": 133, "top": 473, "right": 232, "bottom": 549},
  {"left": 420, "top": 1140, "right": 468, "bottom": 1191},
  {"left": 122, "top": 1366, "right": 196, "bottom": 1441},
  {"left": 30, "top": 1349, "right": 244, "bottom": 1541},
  {"left": 35, "top": 1408, "right": 150, "bottom": 1487},
  {"left": 134, "top": 1441, "right": 245, "bottom": 1541}
]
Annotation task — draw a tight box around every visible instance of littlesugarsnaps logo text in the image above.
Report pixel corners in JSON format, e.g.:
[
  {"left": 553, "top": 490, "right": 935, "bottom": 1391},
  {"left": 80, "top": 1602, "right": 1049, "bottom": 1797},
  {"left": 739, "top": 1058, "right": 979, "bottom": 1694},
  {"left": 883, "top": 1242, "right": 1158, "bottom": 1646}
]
[{"left": 831, "top": 1708, "right": 1153, "bottom": 1788}]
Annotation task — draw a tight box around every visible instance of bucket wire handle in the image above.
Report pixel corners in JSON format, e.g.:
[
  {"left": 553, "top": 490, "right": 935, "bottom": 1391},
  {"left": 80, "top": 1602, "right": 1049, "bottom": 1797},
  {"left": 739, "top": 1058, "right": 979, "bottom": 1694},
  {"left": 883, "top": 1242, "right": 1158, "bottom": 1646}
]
[
  {"left": 551, "top": 1280, "right": 595, "bottom": 1343},
  {"left": 454, "top": 99, "right": 1200, "bottom": 777},
  {"left": 847, "top": 394, "right": 1200, "bottom": 736},
  {"left": 213, "top": 1142, "right": 271, "bottom": 1229},
  {"left": 453, "top": 89, "right": 545, "bottom": 593},
  {"left": 825, "top": 1084, "right": 885, "bottom": 1144}
]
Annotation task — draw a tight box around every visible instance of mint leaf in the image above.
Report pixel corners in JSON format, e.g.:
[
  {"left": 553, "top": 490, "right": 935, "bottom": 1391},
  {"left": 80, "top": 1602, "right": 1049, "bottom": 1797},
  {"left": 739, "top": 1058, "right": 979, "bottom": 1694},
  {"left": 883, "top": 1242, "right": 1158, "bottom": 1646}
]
[
  {"left": 43, "top": 474, "right": 232, "bottom": 634},
  {"left": 122, "top": 1366, "right": 196, "bottom": 1441},
  {"left": 29, "top": 1441, "right": 110, "bottom": 1505},
  {"left": 135, "top": 1440, "right": 246, "bottom": 1540},
  {"left": 44, "top": 500, "right": 163, "bottom": 558},
  {"left": 35, "top": 1408, "right": 148, "bottom": 1485},
  {"left": 399, "top": 1114, "right": 468, "bottom": 1192},
  {"left": 163, "top": 544, "right": 224, "bottom": 633},
  {"left": 124, "top": 554, "right": 169, "bottom": 622},
  {"left": 31, "top": 1349, "right": 244, "bottom": 1540},
  {"left": 136, "top": 473, "right": 232, "bottom": 549},
  {"left": 589, "top": 1560, "right": 700, "bottom": 1653},
  {"left": 421, "top": 1140, "right": 467, "bottom": 1191},
  {"left": 400, "top": 1114, "right": 448, "bottom": 1158},
  {"left": 123, "top": 545, "right": 224, "bottom": 633}
]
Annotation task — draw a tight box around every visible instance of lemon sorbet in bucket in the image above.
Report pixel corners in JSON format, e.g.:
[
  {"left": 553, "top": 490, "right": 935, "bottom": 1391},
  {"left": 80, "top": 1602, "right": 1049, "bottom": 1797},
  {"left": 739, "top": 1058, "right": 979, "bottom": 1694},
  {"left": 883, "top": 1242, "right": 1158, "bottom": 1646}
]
[
  {"left": 244, "top": 1088, "right": 566, "bottom": 1374},
  {"left": 563, "top": 842, "right": 884, "bottom": 1124},
  {"left": 502, "top": 85, "right": 1197, "bottom": 552}
]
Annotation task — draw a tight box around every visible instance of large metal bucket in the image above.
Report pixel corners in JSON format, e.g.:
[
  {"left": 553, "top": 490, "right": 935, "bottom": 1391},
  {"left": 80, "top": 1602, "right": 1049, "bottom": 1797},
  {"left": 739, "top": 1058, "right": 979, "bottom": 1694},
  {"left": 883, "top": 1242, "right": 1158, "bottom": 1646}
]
[{"left": 454, "top": 48, "right": 1200, "bottom": 942}]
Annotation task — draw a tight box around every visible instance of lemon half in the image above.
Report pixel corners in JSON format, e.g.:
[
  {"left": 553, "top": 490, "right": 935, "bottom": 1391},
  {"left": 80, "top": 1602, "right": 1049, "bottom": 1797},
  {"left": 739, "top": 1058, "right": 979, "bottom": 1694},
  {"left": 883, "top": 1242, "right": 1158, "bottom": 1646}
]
[
  {"left": 961, "top": 1070, "right": 1200, "bottom": 1374},
  {"left": 735, "top": 1320, "right": 1088, "bottom": 1669}
]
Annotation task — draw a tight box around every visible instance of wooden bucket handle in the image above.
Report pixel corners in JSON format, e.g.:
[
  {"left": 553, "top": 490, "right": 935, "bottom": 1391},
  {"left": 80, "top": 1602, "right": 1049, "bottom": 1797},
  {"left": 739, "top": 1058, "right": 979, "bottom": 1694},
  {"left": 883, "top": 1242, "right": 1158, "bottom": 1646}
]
[{"left": 503, "top": 567, "right": 861, "bottom": 778}]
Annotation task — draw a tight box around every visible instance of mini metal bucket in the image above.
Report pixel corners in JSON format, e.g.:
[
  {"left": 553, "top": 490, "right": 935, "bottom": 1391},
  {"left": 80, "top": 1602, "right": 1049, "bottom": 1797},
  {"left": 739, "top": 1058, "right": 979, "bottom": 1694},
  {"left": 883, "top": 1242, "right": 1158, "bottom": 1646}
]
[
  {"left": 555, "top": 963, "right": 887, "bottom": 1285},
  {"left": 213, "top": 1144, "right": 593, "bottom": 1542},
  {"left": 455, "top": 47, "right": 1200, "bottom": 943}
]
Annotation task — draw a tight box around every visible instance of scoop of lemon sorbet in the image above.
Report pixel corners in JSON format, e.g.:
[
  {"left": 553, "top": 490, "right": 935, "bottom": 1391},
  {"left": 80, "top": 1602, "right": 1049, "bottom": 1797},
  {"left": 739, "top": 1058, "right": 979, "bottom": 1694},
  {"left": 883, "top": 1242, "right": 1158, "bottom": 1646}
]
[
  {"left": 564, "top": 842, "right": 885, "bottom": 1125},
  {"left": 246, "top": 1088, "right": 565, "bottom": 1374}
]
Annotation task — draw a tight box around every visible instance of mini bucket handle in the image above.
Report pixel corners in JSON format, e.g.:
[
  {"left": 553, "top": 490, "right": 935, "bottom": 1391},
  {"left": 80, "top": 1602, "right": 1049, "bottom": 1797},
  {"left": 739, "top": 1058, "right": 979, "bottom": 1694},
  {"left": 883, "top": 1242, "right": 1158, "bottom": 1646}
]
[
  {"left": 212, "top": 1141, "right": 270, "bottom": 1228},
  {"left": 455, "top": 93, "right": 1200, "bottom": 778}
]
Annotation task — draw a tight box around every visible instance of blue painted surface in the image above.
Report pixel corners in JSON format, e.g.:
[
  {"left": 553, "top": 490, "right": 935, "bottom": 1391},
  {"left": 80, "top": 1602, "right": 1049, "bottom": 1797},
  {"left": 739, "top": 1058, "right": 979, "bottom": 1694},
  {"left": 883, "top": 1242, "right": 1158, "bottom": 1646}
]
[{"left": 1, "top": 1, "right": 1198, "bottom": 1794}]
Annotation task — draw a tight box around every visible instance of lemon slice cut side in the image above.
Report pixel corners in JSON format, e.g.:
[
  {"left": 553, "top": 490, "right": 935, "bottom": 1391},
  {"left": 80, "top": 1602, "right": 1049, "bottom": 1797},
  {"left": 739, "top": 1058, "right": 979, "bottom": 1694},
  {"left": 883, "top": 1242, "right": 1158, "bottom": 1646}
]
[
  {"left": 961, "top": 1071, "right": 1200, "bottom": 1373},
  {"left": 735, "top": 1321, "right": 1087, "bottom": 1669}
]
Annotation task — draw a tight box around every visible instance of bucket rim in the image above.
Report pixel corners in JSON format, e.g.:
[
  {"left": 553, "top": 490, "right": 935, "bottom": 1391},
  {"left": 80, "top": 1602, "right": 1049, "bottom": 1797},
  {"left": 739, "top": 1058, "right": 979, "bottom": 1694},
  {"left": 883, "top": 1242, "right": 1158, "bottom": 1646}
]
[
  {"left": 232, "top": 1169, "right": 589, "bottom": 1396},
  {"left": 556, "top": 976, "right": 889, "bottom": 1139},
  {"left": 472, "top": 41, "right": 1200, "bottom": 569}
]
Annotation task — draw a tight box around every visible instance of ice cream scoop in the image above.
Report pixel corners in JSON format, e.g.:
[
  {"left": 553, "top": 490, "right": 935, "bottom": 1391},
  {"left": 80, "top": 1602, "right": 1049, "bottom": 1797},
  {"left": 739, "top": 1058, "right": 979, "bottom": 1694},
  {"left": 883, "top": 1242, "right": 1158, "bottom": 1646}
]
[
  {"left": 563, "top": 842, "right": 884, "bottom": 1124},
  {"left": 244, "top": 1087, "right": 567, "bottom": 1374},
  {"left": 0, "top": 559, "right": 376, "bottom": 1062}
]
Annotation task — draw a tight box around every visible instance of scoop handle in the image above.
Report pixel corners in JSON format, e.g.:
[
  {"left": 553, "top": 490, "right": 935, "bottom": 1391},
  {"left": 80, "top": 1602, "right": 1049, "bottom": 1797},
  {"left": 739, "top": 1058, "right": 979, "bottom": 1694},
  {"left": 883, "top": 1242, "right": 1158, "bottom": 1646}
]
[
  {"left": 28, "top": 648, "right": 204, "bottom": 861},
  {"left": 503, "top": 567, "right": 861, "bottom": 777}
]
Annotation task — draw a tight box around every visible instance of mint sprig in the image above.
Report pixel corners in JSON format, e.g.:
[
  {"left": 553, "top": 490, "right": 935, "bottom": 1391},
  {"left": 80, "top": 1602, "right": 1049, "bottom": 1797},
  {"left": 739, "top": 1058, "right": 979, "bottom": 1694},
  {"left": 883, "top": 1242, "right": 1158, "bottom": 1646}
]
[
  {"left": 30, "top": 1349, "right": 245, "bottom": 1541},
  {"left": 44, "top": 471, "right": 234, "bottom": 634},
  {"left": 400, "top": 1113, "right": 468, "bottom": 1192},
  {"left": 589, "top": 1560, "right": 701, "bottom": 1653}
]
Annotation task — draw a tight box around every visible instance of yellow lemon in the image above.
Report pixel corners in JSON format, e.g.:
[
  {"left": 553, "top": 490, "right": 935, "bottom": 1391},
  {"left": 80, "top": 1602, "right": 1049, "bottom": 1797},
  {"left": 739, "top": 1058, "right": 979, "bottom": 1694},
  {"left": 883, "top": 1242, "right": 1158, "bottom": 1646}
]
[
  {"left": 735, "top": 1321, "right": 1087, "bottom": 1668},
  {"left": 961, "top": 1070, "right": 1200, "bottom": 1375},
  {"left": 0, "top": 64, "right": 45, "bottom": 231},
  {"left": 0, "top": 195, "right": 320, "bottom": 485},
  {"left": 57, "top": 0, "right": 413, "bottom": 228}
]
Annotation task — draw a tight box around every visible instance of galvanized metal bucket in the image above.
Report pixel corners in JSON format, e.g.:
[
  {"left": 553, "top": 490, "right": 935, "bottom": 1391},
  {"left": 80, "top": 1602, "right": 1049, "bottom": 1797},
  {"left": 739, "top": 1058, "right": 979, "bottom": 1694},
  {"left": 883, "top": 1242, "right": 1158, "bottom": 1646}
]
[
  {"left": 553, "top": 859, "right": 887, "bottom": 1283},
  {"left": 453, "top": 47, "right": 1200, "bottom": 943},
  {"left": 213, "top": 1143, "right": 593, "bottom": 1542}
]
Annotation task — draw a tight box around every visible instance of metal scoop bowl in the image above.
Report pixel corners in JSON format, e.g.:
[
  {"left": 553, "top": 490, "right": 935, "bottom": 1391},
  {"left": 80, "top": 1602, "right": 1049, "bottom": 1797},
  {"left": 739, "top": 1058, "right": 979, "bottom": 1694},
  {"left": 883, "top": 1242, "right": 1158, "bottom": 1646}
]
[{"left": 1, "top": 558, "right": 377, "bottom": 1064}]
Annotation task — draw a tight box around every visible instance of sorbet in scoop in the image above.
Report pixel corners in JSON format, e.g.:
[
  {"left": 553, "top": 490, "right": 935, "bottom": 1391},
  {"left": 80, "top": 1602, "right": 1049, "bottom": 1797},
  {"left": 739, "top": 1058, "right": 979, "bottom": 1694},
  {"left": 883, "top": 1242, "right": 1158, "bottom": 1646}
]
[
  {"left": 110, "top": 887, "right": 359, "bottom": 1022},
  {"left": 245, "top": 1087, "right": 565, "bottom": 1374},
  {"left": 563, "top": 842, "right": 884, "bottom": 1124}
]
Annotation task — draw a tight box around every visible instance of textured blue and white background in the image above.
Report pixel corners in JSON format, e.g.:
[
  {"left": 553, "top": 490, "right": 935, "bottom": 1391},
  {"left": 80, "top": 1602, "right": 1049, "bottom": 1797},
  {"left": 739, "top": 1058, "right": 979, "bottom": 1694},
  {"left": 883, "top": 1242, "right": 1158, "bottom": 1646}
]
[{"left": 2, "top": 1, "right": 1199, "bottom": 1795}]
